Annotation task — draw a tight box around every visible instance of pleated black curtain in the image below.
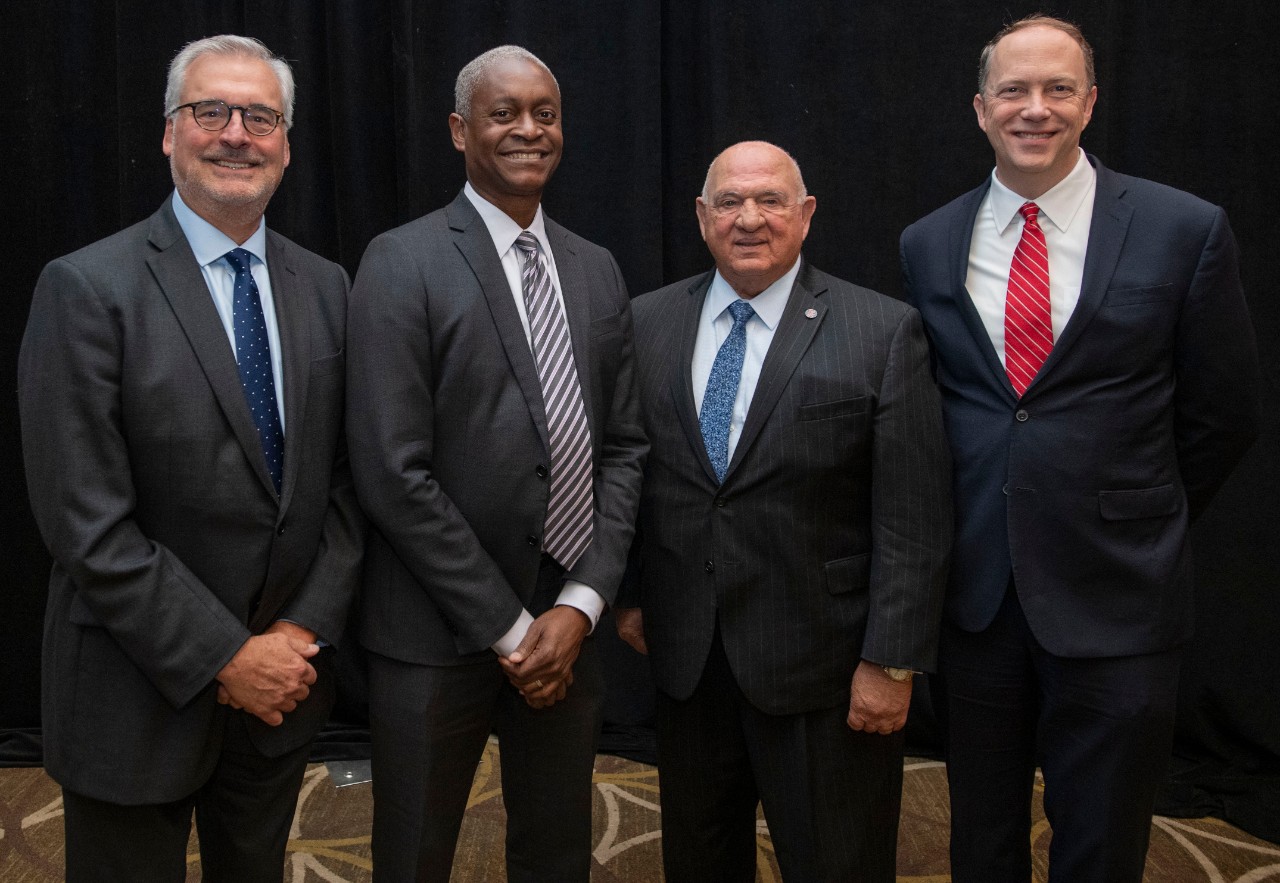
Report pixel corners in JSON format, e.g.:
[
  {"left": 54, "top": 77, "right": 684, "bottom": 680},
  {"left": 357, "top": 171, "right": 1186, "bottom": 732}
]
[{"left": 4, "top": 0, "right": 1277, "bottom": 842}]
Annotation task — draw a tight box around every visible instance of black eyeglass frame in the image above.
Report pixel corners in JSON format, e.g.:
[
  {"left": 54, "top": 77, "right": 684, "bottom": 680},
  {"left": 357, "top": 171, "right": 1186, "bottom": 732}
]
[{"left": 168, "top": 99, "right": 285, "bottom": 136}]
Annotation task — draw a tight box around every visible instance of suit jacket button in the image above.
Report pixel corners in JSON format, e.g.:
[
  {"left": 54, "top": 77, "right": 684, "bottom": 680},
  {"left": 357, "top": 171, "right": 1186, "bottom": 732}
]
[
  {"left": 276, "top": 523, "right": 286, "bottom": 536},
  {"left": 1003, "top": 483, "right": 1011, "bottom": 495},
  {"left": 536, "top": 465, "right": 548, "bottom": 479},
  {"left": 527, "top": 534, "right": 540, "bottom": 547},
  {"left": 1015, "top": 409, "right": 1030, "bottom": 422},
  {"left": 714, "top": 498, "right": 727, "bottom": 508},
  {"left": 704, "top": 560, "right": 715, "bottom": 573}
]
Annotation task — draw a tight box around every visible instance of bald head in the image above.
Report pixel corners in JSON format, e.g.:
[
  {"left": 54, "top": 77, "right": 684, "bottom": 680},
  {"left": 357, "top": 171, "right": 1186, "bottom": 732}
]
[
  {"left": 695, "top": 140, "right": 816, "bottom": 298},
  {"left": 701, "top": 141, "right": 806, "bottom": 202}
]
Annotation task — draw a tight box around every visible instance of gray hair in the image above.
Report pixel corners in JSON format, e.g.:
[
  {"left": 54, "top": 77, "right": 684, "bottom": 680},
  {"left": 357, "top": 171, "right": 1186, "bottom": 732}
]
[
  {"left": 701, "top": 141, "right": 808, "bottom": 201},
  {"left": 455, "top": 45, "right": 559, "bottom": 119},
  {"left": 165, "top": 35, "right": 296, "bottom": 129},
  {"left": 977, "top": 14, "right": 1096, "bottom": 94}
]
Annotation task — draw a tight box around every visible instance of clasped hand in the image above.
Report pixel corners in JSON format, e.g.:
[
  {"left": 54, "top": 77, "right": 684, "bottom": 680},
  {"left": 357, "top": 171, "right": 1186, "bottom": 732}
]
[
  {"left": 215, "top": 621, "right": 319, "bottom": 726},
  {"left": 499, "top": 606, "right": 589, "bottom": 709}
]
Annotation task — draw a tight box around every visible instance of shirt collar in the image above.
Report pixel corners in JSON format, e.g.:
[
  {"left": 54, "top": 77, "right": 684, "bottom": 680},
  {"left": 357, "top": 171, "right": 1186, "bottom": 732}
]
[
  {"left": 987, "top": 148, "right": 1096, "bottom": 235},
  {"left": 706, "top": 256, "right": 801, "bottom": 331},
  {"left": 464, "top": 181, "right": 549, "bottom": 256},
  {"left": 170, "top": 190, "right": 268, "bottom": 268}
]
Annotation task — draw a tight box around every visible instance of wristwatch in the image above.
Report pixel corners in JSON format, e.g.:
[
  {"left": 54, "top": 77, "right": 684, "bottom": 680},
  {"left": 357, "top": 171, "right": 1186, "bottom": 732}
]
[{"left": 881, "top": 666, "right": 914, "bottom": 683}]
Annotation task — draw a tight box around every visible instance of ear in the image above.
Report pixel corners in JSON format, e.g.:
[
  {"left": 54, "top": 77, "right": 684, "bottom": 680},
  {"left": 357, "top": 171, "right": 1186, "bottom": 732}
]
[
  {"left": 1080, "top": 84, "right": 1098, "bottom": 129},
  {"left": 448, "top": 112, "right": 467, "bottom": 153},
  {"left": 973, "top": 93, "right": 988, "bottom": 133},
  {"left": 281, "top": 131, "right": 291, "bottom": 170},
  {"left": 695, "top": 197, "right": 711, "bottom": 242},
  {"left": 799, "top": 195, "right": 817, "bottom": 240},
  {"left": 162, "top": 117, "right": 175, "bottom": 157}
]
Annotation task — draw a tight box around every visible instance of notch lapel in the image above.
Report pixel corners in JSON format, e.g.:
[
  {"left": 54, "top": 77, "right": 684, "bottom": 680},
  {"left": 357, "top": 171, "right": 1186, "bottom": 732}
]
[
  {"left": 544, "top": 219, "right": 598, "bottom": 435},
  {"left": 447, "top": 195, "right": 551, "bottom": 451},
  {"left": 1035, "top": 160, "right": 1132, "bottom": 378},
  {"left": 267, "top": 232, "right": 310, "bottom": 510},
  {"left": 724, "top": 263, "right": 826, "bottom": 482},
  {"left": 670, "top": 273, "right": 719, "bottom": 484},
  {"left": 145, "top": 206, "right": 280, "bottom": 499},
  {"left": 951, "top": 184, "right": 1018, "bottom": 401}
]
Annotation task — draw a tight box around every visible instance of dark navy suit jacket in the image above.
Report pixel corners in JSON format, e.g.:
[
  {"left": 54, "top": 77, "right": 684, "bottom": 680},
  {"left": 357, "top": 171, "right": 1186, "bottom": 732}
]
[{"left": 900, "top": 156, "right": 1260, "bottom": 658}]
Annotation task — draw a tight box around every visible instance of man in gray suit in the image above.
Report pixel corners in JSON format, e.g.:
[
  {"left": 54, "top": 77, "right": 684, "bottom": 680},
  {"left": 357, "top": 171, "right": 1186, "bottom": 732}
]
[
  {"left": 18, "top": 35, "right": 361, "bottom": 883},
  {"left": 346, "top": 46, "right": 645, "bottom": 882},
  {"left": 616, "top": 141, "right": 951, "bottom": 882}
]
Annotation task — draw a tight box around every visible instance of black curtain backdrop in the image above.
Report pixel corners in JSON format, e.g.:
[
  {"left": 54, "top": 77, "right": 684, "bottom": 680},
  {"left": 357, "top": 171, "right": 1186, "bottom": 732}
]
[{"left": 5, "top": 0, "right": 1277, "bottom": 843}]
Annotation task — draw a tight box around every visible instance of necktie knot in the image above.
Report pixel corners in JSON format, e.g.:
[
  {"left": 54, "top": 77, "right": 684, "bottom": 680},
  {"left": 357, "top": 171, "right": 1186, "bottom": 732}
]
[
  {"left": 514, "top": 231, "right": 540, "bottom": 257},
  {"left": 727, "top": 299, "right": 755, "bottom": 327},
  {"left": 1019, "top": 201, "right": 1041, "bottom": 228},
  {"left": 224, "top": 247, "right": 253, "bottom": 274}
]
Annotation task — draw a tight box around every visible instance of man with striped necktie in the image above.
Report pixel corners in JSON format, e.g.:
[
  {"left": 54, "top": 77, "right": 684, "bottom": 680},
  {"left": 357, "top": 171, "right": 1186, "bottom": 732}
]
[{"left": 346, "top": 45, "right": 645, "bottom": 883}]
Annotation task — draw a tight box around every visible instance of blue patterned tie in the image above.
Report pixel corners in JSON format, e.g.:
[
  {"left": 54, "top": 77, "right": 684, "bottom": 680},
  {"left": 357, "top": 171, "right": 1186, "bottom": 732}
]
[
  {"left": 225, "top": 248, "right": 284, "bottom": 494},
  {"left": 700, "top": 299, "right": 755, "bottom": 483}
]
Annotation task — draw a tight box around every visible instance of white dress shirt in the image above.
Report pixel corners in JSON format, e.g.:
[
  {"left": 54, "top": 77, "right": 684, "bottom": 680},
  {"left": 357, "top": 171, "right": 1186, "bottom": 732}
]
[
  {"left": 965, "top": 149, "right": 1097, "bottom": 363},
  {"left": 171, "top": 190, "right": 285, "bottom": 430},
  {"left": 692, "top": 259, "right": 800, "bottom": 463},
  {"left": 463, "top": 183, "right": 605, "bottom": 655}
]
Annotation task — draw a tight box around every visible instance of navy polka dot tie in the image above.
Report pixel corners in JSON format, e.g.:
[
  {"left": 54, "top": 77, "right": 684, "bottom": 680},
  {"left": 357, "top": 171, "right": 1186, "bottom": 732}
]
[
  {"left": 699, "top": 299, "right": 755, "bottom": 483},
  {"left": 225, "top": 248, "right": 284, "bottom": 494}
]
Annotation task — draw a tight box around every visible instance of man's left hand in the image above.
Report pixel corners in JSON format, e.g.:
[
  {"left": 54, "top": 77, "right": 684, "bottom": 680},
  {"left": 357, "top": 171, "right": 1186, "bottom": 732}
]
[
  {"left": 846, "top": 660, "right": 912, "bottom": 734},
  {"left": 499, "top": 606, "right": 590, "bottom": 709}
]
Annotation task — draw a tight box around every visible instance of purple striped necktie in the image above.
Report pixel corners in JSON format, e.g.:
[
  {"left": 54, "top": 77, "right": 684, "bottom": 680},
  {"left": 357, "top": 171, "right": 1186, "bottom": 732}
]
[
  {"left": 1004, "top": 201, "right": 1053, "bottom": 397},
  {"left": 514, "top": 231, "right": 594, "bottom": 570}
]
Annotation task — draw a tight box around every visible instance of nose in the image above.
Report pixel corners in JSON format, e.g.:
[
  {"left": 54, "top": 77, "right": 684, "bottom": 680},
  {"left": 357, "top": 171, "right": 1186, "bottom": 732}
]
[
  {"left": 513, "top": 111, "right": 542, "bottom": 140},
  {"left": 735, "top": 199, "right": 765, "bottom": 229},
  {"left": 1020, "top": 91, "right": 1051, "bottom": 119},
  {"left": 219, "top": 110, "right": 251, "bottom": 146}
]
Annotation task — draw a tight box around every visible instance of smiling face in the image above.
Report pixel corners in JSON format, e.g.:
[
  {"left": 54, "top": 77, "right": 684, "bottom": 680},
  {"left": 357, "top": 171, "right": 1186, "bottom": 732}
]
[
  {"left": 449, "top": 57, "right": 562, "bottom": 227},
  {"left": 162, "top": 52, "right": 290, "bottom": 242},
  {"left": 695, "top": 142, "right": 817, "bottom": 298},
  {"left": 974, "top": 25, "right": 1097, "bottom": 199}
]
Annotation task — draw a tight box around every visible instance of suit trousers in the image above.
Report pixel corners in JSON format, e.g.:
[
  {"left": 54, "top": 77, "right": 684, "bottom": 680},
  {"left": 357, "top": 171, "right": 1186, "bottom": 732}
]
[
  {"left": 367, "top": 556, "right": 605, "bottom": 883},
  {"left": 934, "top": 585, "right": 1182, "bottom": 883},
  {"left": 61, "top": 710, "right": 312, "bottom": 883},
  {"left": 656, "top": 628, "right": 903, "bottom": 883}
]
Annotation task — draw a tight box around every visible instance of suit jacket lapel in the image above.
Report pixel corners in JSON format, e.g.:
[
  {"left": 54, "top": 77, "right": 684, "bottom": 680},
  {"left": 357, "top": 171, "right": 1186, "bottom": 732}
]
[
  {"left": 725, "top": 262, "right": 827, "bottom": 482},
  {"left": 447, "top": 193, "right": 551, "bottom": 450},
  {"left": 951, "top": 183, "right": 1018, "bottom": 400},
  {"left": 1036, "top": 157, "right": 1132, "bottom": 375},
  {"left": 671, "top": 272, "right": 718, "bottom": 484},
  {"left": 268, "top": 231, "right": 310, "bottom": 509},
  {"left": 145, "top": 203, "right": 280, "bottom": 499},
  {"left": 544, "top": 219, "right": 598, "bottom": 434}
]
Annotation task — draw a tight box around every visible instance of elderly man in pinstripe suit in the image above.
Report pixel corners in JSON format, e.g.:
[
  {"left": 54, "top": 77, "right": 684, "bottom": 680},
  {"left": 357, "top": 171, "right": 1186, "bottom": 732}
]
[{"left": 616, "top": 141, "right": 952, "bottom": 882}]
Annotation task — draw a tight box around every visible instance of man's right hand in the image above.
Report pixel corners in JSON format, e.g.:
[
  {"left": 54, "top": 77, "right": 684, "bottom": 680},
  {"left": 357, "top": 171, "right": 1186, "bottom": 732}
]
[
  {"left": 215, "top": 632, "right": 319, "bottom": 726},
  {"left": 614, "top": 607, "right": 647, "bottom": 655}
]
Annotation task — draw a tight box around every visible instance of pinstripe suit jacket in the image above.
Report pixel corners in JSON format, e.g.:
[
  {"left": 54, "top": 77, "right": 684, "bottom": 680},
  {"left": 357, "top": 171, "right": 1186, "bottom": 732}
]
[{"left": 625, "top": 261, "right": 952, "bottom": 715}]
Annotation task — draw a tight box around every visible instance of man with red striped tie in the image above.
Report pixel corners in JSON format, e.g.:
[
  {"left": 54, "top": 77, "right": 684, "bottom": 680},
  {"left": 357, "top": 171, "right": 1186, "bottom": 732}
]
[{"left": 899, "top": 14, "right": 1261, "bottom": 883}]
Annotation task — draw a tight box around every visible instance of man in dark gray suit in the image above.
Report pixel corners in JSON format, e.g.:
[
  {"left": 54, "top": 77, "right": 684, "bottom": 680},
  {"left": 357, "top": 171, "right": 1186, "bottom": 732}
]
[
  {"left": 346, "top": 46, "right": 645, "bottom": 882},
  {"left": 18, "top": 35, "right": 361, "bottom": 883},
  {"left": 616, "top": 141, "right": 951, "bottom": 882}
]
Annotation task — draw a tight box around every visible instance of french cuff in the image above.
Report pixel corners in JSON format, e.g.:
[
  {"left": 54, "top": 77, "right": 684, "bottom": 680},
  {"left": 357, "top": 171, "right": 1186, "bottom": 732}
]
[
  {"left": 491, "top": 609, "right": 536, "bottom": 657},
  {"left": 555, "top": 580, "right": 605, "bottom": 634}
]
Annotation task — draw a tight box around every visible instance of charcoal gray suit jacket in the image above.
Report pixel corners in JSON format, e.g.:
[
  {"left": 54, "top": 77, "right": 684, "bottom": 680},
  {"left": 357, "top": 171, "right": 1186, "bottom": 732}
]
[
  {"left": 347, "top": 190, "right": 646, "bottom": 665},
  {"left": 625, "top": 261, "right": 952, "bottom": 715},
  {"left": 19, "top": 197, "right": 363, "bottom": 804}
]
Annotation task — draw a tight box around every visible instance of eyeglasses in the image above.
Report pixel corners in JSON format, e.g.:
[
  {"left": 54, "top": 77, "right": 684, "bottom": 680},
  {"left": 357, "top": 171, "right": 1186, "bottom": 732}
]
[
  {"left": 705, "top": 193, "right": 803, "bottom": 217},
  {"left": 169, "top": 99, "right": 284, "bottom": 136}
]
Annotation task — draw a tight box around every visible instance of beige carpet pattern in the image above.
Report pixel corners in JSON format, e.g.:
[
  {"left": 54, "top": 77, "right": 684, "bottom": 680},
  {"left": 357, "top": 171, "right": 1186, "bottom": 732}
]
[{"left": 2, "top": 744, "right": 1277, "bottom": 881}]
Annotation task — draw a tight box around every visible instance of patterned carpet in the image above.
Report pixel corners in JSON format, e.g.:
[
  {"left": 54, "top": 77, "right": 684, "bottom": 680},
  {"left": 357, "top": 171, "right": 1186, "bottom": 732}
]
[{"left": 2, "top": 744, "right": 1277, "bottom": 881}]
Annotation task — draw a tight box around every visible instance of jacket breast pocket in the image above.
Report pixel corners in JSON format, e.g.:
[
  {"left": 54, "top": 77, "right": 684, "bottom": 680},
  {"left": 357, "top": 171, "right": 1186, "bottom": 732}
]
[
  {"left": 1103, "top": 284, "right": 1176, "bottom": 308},
  {"left": 1098, "top": 484, "right": 1179, "bottom": 520},
  {"left": 799, "top": 395, "right": 871, "bottom": 422},
  {"left": 310, "top": 349, "right": 345, "bottom": 377}
]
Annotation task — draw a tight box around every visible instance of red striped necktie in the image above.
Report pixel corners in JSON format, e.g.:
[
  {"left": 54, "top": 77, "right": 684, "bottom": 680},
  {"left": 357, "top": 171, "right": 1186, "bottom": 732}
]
[{"left": 1004, "top": 201, "right": 1053, "bottom": 397}]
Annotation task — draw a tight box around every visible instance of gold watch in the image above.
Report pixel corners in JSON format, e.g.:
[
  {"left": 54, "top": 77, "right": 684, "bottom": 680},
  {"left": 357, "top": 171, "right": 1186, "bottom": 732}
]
[{"left": 881, "top": 666, "right": 914, "bottom": 683}]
